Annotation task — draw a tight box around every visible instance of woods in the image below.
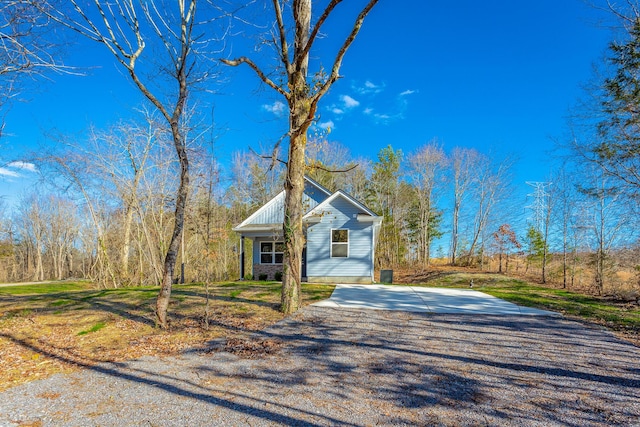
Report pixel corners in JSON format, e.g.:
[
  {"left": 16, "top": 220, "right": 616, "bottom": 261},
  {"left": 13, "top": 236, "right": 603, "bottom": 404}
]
[{"left": 2, "top": 132, "right": 639, "bottom": 300}]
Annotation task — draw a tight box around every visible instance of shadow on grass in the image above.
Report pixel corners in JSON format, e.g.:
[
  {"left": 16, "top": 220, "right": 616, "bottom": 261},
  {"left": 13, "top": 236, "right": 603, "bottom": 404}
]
[{"left": 0, "top": 283, "right": 289, "bottom": 330}]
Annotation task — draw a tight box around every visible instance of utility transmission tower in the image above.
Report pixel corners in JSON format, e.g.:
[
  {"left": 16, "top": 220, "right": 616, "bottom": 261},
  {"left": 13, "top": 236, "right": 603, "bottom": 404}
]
[{"left": 526, "top": 181, "right": 551, "bottom": 232}]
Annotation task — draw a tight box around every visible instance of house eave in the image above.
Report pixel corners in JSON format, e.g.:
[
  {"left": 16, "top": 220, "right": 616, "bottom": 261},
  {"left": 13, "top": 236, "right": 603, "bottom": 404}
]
[
  {"left": 232, "top": 223, "right": 282, "bottom": 233},
  {"left": 357, "top": 214, "right": 383, "bottom": 224}
]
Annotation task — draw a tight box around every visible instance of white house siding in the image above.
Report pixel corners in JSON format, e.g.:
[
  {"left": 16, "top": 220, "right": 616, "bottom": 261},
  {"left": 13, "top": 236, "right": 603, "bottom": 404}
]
[
  {"left": 244, "top": 181, "right": 329, "bottom": 226},
  {"left": 306, "top": 196, "right": 372, "bottom": 279},
  {"left": 248, "top": 193, "right": 285, "bottom": 226}
]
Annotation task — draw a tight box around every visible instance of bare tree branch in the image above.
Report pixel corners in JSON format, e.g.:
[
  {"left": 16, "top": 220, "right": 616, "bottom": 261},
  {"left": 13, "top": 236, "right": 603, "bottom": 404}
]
[
  {"left": 271, "top": 0, "right": 291, "bottom": 73},
  {"left": 220, "top": 56, "right": 289, "bottom": 99},
  {"left": 300, "top": 0, "right": 341, "bottom": 62},
  {"left": 306, "top": 161, "right": 357, "bottom": 174}
]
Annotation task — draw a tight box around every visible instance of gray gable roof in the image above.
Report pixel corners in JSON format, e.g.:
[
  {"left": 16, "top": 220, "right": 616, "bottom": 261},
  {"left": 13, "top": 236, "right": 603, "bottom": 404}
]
[{"left": 303, "top": 189, "right": 382, "bottom": 224}]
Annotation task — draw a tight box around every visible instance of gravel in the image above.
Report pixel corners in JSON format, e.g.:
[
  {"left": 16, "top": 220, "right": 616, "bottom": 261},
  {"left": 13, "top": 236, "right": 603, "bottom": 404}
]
[{"left": 0, "top": 306, "right": 639, "bottom": 426}]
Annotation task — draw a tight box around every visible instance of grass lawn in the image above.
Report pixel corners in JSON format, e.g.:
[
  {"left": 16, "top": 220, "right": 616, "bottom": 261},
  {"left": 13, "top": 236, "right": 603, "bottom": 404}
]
[
  {"left": 0, "top": 280, "right": 334, "bottom": 391},
  {"left": 409, "top": 271, "right": 640, "bottom": 344}
]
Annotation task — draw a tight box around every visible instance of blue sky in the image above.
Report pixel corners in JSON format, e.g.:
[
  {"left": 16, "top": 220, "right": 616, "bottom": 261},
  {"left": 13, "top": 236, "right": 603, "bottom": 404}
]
[{"left": 0, "top": 0, "right": 614, "bottom": 206}]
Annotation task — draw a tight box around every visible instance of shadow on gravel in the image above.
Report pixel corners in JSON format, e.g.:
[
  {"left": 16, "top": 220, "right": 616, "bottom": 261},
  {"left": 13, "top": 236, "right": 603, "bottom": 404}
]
[
  {"left": 238, "top": 308, "right": 640, "bottom": 425},
  {"left": 0, "top": 331, "right": 354, "bottom": 426},
  {"left": 2, "top": 307, "right": 640, "bottom": 426}
]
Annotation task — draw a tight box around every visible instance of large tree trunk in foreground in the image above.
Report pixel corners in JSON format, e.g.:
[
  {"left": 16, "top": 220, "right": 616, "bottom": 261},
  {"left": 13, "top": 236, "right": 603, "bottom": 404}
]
[
  {"left": 280, "top": 0, "right": 311, "bottom": 314},
  {"left": 281, "top": 138, "right": 306, "bottom": 313}
]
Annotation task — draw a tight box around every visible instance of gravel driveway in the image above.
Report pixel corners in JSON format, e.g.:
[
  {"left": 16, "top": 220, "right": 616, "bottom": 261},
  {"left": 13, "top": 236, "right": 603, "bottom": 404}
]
[{"left": 1, "top": 306, "right": 639, "bottom": 426}]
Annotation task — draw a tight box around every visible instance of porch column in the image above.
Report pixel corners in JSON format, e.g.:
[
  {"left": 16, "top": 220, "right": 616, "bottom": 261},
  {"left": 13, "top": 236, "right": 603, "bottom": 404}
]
[{"left": 239, "top": 236, "right": 245, "bottom": 280}]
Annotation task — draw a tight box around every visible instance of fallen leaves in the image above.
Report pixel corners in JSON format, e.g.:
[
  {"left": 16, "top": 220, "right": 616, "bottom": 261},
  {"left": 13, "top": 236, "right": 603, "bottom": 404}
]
[
  {"left": 0, "top": 282, "right": 331, "bottom": 391},
  {"left": 224, "top": 337, "right": 284, "bottom": 359}
]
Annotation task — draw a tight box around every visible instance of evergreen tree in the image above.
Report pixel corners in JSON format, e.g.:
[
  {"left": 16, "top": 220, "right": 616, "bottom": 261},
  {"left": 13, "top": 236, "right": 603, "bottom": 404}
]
[
  {"left": 595, "top": 18, "right": 640, "bottom": 192},
  {"left": 367, "top": 145, "right": 404, "bottom": 267}
]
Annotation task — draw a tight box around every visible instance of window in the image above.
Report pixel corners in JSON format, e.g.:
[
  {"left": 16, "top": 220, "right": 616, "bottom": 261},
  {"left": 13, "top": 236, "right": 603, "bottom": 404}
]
[
  {"left": 260, "top": 241, "right": 284, "bottom": 264},
  {"left": 331, "top": 229, "right": 349, "bottom": 258}
]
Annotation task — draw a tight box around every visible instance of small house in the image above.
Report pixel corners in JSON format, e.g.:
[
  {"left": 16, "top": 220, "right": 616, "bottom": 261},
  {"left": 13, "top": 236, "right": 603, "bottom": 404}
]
[{"left": 233, "top": 176, "right": 382, "bottom": 283}]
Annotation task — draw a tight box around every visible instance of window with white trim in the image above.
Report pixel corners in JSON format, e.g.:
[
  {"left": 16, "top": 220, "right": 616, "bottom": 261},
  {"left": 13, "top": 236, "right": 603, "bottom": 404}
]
[
  {"left": 331, "top": 229, "right": 349, "bottom": 258},
  {"left": 260, "top": 241, "right": 284, "bottom": 264}
]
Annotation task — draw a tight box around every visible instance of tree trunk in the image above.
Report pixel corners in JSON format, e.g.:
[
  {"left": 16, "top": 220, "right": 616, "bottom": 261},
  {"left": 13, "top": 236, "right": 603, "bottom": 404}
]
[
  {"left": 34, "top": 246, "right": 44, "bottom": 281},
  {"left": 156, "top": 124, "right": 189, "bottom": 328},
  {"left": 122, "top": 201, "right": 134, "bottom": 277},
  {"left": 595, "top": 248, "right": 605, "bottom": 295},
  {"left": 451, "top": 200, "right": 459, "bottom": 264},
  {"left": 281, "top": 77, "right": 310, "bottom": 313},
  {"left": 281, "top": 142, "right": 305, "bottom": 314}
]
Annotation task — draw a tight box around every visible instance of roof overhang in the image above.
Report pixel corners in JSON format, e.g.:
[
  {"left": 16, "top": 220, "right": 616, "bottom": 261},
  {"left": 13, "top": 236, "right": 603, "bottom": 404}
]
[
  {"left": 232, "top": 223, "right": 282, "bottom": 233},
  {"left": 357, "top": 214, "right": 383, "bottom": 224},
  {"left": 303, "top": 215, "right": 323, "bottom": 223},
  {"left": 303, "top": 190, "right": 380, "bottom": 220}
]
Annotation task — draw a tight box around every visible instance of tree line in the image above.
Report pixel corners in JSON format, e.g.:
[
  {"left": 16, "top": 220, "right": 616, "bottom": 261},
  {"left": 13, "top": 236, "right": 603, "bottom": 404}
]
[{"left": 2, "top": 125, "right": 638, "bottom": 299}]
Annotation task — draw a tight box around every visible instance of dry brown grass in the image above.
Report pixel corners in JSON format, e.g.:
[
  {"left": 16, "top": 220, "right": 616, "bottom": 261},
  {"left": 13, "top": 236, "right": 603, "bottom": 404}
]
[
  {"left": 391, "top": 264, "right": 640, "bottom": 346},
  {"left": 0, "top": 281, "right": 333, "bottom": 391}
]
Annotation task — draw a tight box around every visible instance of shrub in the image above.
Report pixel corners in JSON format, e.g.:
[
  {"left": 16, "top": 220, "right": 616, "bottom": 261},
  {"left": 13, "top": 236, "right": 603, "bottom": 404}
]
[
  {"left": 258, "top": 274, "right": 268, "bottom": 281},
  {"left": 274, "top": 271, "right": 283, "bottom": 281},
  {"left": 244, "top": 273, "right": 253, "bottom": 281}
]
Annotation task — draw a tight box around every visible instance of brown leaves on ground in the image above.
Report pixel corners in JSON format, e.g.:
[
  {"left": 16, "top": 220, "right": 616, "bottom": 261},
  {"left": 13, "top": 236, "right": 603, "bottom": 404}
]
[
  {"left": 0, "top": 282, "right": 333, "bottom": 391},
  {"left": 392, "top": 265, "right": 482, "bottom": 285},
  {"left": 224, "top": 337, "right": 284, "bottom": 359}
]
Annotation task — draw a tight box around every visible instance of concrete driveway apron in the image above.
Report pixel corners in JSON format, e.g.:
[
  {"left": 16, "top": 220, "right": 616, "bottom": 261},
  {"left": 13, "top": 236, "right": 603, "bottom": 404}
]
[{"left": 313, "top": 283, "right": 560, "bottom": 316}]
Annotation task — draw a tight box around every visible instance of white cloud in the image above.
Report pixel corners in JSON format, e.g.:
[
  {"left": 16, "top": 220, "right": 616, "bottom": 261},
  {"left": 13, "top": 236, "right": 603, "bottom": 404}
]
[
  {"left": 400, "top": 89, "right": 416, "bottom": 96},
  {"left": 0, "top": 167, "right": 19, "bottom": 178},
  {"left": 317, "top": 120, "right": 335, "bottom": 131},
  {"left": 341, "top": 95, "right": 360, "bottom": 109},
  {"left": 262, "top": 100, "right": 286, "bottom": 116},
  {"left": 353, "top": 80, "right": 385, "bottom": 95},
  {"left": 363, "top": 108, "right": 373, "bottom": 115},
  {"left": 7, "top": 161, "right": 36, "bottom": 172},
  {"left": 331, "top": 107, "right": 345, "bottom": 115}
]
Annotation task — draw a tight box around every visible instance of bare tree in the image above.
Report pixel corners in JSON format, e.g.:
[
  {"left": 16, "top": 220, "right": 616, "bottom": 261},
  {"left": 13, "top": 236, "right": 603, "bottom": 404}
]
[
  {"left": 449, "top": 148, "right": 480, "bottom": 264},
  {"left": 228, "top": 150, "right": 284, "bottom": 210},
  {"left": 222, "top": 0, "right": 379, "bottom": 313},
  {"left": 0, "top": 0, "right": 68, "bottom": 120},
  {"left": 76, "top": 115, "right": 170, "bottom": 286},
  {"left": 305, "top": 138, "right": 357, "bottom": 191},
  {"left": 45, "top": 0, "right": 226, "bottom": 327},
  {"left": 42, "top": 195, "right": 78, "bottom": 279},
  {"left": 407, "top": 141, "right": 446, "bottom": 267},
  {"left": 0, "top": 200, "right": 11, "bottom": 281},
  {"left": 18, "top": 193, "right": 46, "bottom": 280},
  {"left": 578, "top": 165, "right": 632, "bottom": 294},
  {"left": 551, "top": 167, "right": 579, "bottom": 288},
  {"left": 42, "top": 148, "right": 119, "bottom": 286},
  {"left": 464, "top": 154, "right": 513, "bottom": 266}
]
